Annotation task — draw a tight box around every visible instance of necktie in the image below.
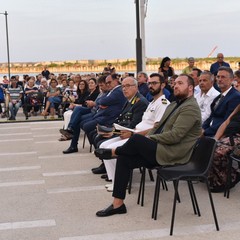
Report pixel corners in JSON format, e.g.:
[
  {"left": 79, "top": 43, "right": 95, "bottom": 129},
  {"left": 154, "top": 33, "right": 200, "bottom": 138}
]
[{"left": 214, "top": 94, "right": 224, "bottom": 110}]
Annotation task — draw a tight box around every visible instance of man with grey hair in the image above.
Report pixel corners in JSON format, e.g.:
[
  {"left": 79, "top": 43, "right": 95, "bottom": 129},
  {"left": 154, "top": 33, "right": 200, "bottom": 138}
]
[
  {"left": 202, "top": 66, "right": 240, "bottom": 137},
  {"left": 91, "top": 76, "right": 149, "bottom": 174},
  {"left": 182, "top": 57, "right": 196, "bottom": 74},
  {"left": 195, "top": 71, "right": 219, "bottom": 122},
  {"left": 137, "top": 71, "right": 149, "bottom": 97}
]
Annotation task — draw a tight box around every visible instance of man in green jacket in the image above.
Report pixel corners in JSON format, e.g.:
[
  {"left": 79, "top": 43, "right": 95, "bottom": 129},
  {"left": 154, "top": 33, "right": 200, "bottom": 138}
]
[{"left": 94, "top": 74, "right": 202, "bottom": 217}]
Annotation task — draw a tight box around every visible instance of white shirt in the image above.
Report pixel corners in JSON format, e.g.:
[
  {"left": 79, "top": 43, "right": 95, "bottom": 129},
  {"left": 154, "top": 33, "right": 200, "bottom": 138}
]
[
  {"left": 195, "top": 86, "right": 220, "bottom": 123},
  {"left": 194, "top": 85, "right": 201, "bottom": 96},
  {"left": 135, "top": 95, "right": 170, "bottom": 131}
]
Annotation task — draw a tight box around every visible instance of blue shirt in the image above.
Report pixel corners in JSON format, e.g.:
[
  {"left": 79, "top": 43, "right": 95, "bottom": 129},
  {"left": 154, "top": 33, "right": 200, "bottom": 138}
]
[{"left": 210, "top": 61, "right": 230, "bottom": 76}]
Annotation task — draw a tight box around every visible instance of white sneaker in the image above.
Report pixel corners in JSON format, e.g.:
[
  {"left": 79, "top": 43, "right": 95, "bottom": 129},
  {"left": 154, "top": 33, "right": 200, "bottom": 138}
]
[
  {"left": 107, "top": 184, "right": 113, "bottom": 192},
  {"left": 105, "top": 183, "right": 113, "bottom": 189}
]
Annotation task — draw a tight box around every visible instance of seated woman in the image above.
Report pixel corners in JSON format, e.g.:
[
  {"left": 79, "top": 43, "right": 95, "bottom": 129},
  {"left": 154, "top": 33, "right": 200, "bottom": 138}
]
[
  {"left": 39, "top": 78, "right": 49, "bottom": 94},
  {"left": 24, "top": 77, "right": 40, "bottom": 116},
  {"left": 208, "top": 104, "right": 240, "bottom": 192},
  {"left": 59, "top": 78, "right": 99, "bottom": 140},
  {"left": 41, "top": 78, "right": 62, "bottom": 119},
  {"left": 61, "top": 79, "right": 78, "bottom": 109},
  {"left": 59, "top": 80, "right": 89, "bottom": 141}
]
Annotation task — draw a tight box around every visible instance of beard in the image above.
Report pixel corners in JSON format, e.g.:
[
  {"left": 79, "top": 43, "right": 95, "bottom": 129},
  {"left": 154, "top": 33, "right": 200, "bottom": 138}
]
[
  {"left": 174, "top": 89, "right": 189, "bottom": 100},
  {"left": 149, "top": 87, "right": 161, "bottom": 96}
]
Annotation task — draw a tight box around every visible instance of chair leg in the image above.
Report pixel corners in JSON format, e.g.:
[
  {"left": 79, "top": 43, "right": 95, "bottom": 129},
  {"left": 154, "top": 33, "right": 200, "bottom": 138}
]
[
  {"left": 170, "top": 180, "right": 179, "bottom": 235},
  {"left": 82, "top": 132, "right": 86, "bottom": 149},
  {"left": 173, "top": 181, "right": 181, "bottom": 203},
  {"left": 162, "top": 179, "right": 168, "bottom": 191},
  {"left": 137, "top": 167, "right": 146, "bottom": 206},
  {"left": 224, "top": 155, "right": 233, "bottom": 198},
  {"left": 128, "top": 170, "right": 133, "bottom": 194},
  {"left": 89, "top": 144, "right": 93, "bottom": 153},
  {"left": 187, "top": 181, "right": 201, "bottom": 216},
  {"left": 205, "top": 178, "right": 220, "bottom": 231},
  {"left": 152, "top": 174, "right": 161, "bottom": 220},
  {"left": 148, "top": 169, "right": 154, "bottom": 181}
]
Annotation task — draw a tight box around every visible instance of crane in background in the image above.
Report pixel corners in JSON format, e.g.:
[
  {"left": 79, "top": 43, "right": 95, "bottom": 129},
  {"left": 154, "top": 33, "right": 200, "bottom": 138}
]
[{"left": 207, "top": 46, "right": 218, "bottom": 58}]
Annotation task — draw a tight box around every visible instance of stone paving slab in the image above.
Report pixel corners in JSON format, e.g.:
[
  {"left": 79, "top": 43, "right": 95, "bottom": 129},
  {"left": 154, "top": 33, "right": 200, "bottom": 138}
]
[{"left": 0, "top": 121, "right": 240, "bottom": 240}]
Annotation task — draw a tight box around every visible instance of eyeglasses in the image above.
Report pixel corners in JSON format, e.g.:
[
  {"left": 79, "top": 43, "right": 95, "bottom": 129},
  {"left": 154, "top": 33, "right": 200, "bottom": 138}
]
[
  {"left": 122, "top": 84, "right": 135, "bottom": 89},
  {"left": 147, "top": 81, "right": 161, "bottom": 86}
]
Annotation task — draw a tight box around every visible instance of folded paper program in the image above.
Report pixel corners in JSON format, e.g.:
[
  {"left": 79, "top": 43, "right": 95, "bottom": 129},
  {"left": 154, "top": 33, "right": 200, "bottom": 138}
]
[{"left": 113, "top": 123, "right": 136, "bottom": 133}]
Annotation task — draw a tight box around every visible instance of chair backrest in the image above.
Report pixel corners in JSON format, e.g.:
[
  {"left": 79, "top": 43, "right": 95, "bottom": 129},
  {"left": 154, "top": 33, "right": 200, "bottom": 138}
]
[{"left": 190, "top": 137, "right": 216, "bottom": 176}]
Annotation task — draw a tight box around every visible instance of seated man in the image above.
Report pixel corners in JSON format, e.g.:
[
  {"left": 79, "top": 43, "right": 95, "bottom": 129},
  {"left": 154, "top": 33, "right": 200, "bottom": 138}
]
[
  {"left": 91, "top": 76, "right": 150, "bottom": 174},
  {"left": 94, "top": 74, "right": 201, "bottom": 217},
  {"left": 60, "top": 75, "right": 108, "bottom": 152},
  {"left": 195, "top": 70, "right": 219, "bottom": 122},
  {"left": 202, "top": 67, "right": 240, "bottom": 137},
  {"left": 137, "top": 71, "right": 149, "bottom": 97},
  {"left": 190, "top": 67, "right": 202, "bottom": 95},
  {"left": 98, "top": 73, "right": 170, "bottom": 191},
  {"left": 6, "top": 76, "right": 23, "bottom": 120},
  {"left": 63, "top": 74, "right": 126, "bottom": 154}
]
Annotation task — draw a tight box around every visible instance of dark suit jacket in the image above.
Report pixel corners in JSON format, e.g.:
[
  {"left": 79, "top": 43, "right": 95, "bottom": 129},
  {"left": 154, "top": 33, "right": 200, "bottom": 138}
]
[
  {"left": 116, "top": 92, "right": 149, "bottom": 129},
  {"left": 93, "top": 86, "right": 126, "bottom": 126},
  {"left": 202, "top": 87, "right": 240, "bottom": 137},
  {"left": 148, "top": 96, "right": 202, "bottom": 165}
]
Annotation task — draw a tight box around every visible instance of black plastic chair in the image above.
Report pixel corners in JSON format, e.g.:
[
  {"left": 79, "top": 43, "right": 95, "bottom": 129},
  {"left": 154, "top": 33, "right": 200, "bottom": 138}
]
[
  {"left": 152, "top": 137, "right": 219, "bottom": 235},
  {"left": 137, "top": 167, "right": 167, "bottom": 206},
  {"left": 128, "top": 167, "right": 155, "bottom": 195},
  {"left": 82, "top": 132, "right": 93, "bottom": 152}
]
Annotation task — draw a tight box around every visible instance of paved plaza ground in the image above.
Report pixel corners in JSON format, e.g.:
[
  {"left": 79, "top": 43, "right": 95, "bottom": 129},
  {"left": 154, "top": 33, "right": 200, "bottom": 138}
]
[{"left": 0, "top": 119, "right": 240, "bottom": 240}]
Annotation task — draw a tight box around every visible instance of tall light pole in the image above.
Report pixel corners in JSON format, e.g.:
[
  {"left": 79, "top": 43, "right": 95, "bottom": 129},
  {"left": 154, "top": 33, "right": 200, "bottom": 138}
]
[
  {"left": 0, "top": 11, "right": 11, "bottom": 80},
  {"left": 140, "top": 0, "right": 146, "bottom": 72},
  {"left": 135, "top": 1, "right": 147, "bottom": 74},
  {"left": 135, "top": 0, "right": 142, "bottom": 74}
]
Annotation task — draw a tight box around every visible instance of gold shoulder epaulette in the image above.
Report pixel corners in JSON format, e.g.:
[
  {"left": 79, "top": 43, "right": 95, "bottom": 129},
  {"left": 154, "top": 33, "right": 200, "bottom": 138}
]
[{"left": 161, "top": 99, "right": 168, "bottom": 104}]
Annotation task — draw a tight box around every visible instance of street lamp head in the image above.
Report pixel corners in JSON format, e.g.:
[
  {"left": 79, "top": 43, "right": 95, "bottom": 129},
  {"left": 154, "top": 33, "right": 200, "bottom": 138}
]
[{"left": 0, "top": 11, "right": 8, "bottom": 15}]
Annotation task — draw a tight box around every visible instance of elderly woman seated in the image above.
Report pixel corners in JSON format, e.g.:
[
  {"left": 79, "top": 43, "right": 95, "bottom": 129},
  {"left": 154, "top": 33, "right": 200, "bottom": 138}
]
[{"left": 41, "top": 78, "right": 62, "bottom": 119}]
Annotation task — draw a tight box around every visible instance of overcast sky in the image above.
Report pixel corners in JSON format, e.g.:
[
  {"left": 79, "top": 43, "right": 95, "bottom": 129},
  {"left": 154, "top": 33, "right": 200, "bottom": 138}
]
[{"left": 0, "top": 0, "right": 239, "bottom": 63}]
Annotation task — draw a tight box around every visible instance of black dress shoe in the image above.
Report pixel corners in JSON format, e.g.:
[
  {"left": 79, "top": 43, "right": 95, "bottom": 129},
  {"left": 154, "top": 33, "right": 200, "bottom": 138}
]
[
  {"left": 92, "top": 163, "right": 105, "bottom": 171},
  {"left": 105, "top": 177, "right": 112, "bottom": 182},
  {"left": 96, "top": 204, "right": 127, "bottom": 217},
  {"left": 92, "top": 163, "right": 106, "bottom": 174},
  {"left": 94, "top": 148, "right": 113, "bottom": 159},
  {"left": 101, "top": 174, "right": 108, "bottom": 179},
  {"left": 63, "top": 147, "right": 78, "bottom": 154}
]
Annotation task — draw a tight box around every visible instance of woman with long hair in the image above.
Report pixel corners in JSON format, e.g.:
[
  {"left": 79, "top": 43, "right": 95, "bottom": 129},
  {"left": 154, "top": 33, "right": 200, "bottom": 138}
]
[
  {"left": 158, "top": 56, "right": 175, "bottom": 78},
  {"left": 59, "top": 78, "right": 100, "bottom": 141}
]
